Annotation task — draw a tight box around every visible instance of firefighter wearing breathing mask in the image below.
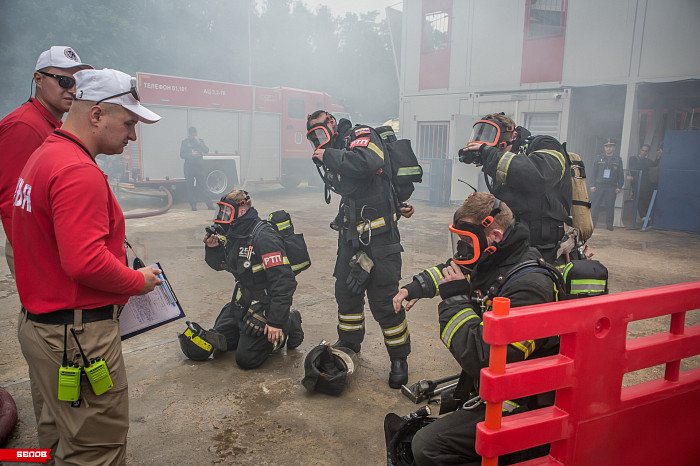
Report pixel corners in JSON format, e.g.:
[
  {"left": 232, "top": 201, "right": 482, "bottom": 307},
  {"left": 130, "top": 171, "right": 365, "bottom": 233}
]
[
  {"left": 178, "top": 189, "right": 303, "bottom": 369},
  {"left": 460, "top": 113, "right": 573, "bottom": 265},
  {"left": 307, "top": 110, "right": 414, "bottom": 389},
  {"left": 393, "top": 192, "right": 560, "bottom": 465}
]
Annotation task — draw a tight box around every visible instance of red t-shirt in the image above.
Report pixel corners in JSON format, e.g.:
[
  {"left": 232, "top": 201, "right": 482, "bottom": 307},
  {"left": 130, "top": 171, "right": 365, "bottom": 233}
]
[
  {"left": 0, "top": 98, "right": 61, "bottom": 245},
  {"left": 13, "top": 130, "right": 144, "bottom": 313}
]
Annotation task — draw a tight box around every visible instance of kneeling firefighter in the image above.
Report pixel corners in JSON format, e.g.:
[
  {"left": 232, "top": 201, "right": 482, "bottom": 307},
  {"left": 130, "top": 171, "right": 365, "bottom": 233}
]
[
  {"left": 459, "top": 113, "right": 578, "bottom": 264},
  {"left": 178, "top": 190, "right": 304, "bottom": 369},
  {"left": 307, "top": 110, "right": 415, "bottom": 389}
]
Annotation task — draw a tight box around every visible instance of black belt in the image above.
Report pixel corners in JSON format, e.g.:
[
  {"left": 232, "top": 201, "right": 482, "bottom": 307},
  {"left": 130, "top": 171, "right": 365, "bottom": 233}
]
[{"left": 23, "top": 305, "right": 116, "bottom": 325}]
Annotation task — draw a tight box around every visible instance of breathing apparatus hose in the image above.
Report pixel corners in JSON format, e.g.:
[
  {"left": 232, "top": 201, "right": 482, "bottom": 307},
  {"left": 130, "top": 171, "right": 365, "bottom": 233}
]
[
  {"left": 315, "top": 163, "right": 332, "bottom": 204},
  {"left": 123, "top": 185, "right": 173, "bottom": 219}
]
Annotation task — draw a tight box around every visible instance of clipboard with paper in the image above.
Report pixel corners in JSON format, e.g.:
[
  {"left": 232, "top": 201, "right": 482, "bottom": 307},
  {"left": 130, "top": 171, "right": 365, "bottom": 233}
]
[{"left": 120, "top": 241, "right": 185, "bottom": 340}]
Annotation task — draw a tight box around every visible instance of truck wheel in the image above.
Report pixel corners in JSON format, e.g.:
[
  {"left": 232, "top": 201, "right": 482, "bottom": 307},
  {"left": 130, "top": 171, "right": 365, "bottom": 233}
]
[
  {"left": 205, "top": 164, "right": 237, "bottom": 198},
  {"left": 280, "top": 175, "right": 302, "bottom": 189}
]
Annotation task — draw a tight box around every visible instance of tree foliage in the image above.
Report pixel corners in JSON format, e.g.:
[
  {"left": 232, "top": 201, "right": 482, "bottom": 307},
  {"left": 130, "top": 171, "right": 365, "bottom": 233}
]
[{"left": 0, "top": 0, "right": 398, "bottom": 122}]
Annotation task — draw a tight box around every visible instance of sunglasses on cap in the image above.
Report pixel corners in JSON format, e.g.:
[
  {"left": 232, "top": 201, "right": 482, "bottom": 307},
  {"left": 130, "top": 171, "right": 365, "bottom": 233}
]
[
  {"left": 38, "top": 71, "right": 76, "bottom": 89},
  {"left": 96, "top": 77, "right": 140, "bottom": 105}
]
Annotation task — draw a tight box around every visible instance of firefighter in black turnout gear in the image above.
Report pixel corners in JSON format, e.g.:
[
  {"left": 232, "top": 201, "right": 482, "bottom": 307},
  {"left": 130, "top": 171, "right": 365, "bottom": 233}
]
[
  {"left": 178, "top": 190, "right": 303, "bottom": 369},
  {"left": 461, "top": 113, "right": 573, "bottom": 264},
  {"left": 394, "top": 193, "right": 560, "bottom": 465},
  {"left": 307, "top": 110, "right": 415, "bottom": 388}
]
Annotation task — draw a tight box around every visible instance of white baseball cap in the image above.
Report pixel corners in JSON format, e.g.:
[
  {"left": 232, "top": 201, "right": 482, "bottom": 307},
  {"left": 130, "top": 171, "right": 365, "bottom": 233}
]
[
  {"left": 74, "top": 69, "right": 161, "bottom": 124},
  {"left": 35, "top": 46, "right": 92, "bottom": 71}
]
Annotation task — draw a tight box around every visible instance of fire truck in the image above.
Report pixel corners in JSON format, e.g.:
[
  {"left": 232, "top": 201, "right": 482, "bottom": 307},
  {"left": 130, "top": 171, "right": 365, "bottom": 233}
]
[{"left": 114, "top": 73, "right": 346, "bottom": 197}]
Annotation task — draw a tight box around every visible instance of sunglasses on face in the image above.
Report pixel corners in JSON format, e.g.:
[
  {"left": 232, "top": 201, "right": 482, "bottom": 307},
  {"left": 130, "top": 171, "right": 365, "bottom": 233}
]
[
  {"left": 38, "top": 71, "right": 76, "bottom": 89},
  {"left": 96, "top": 77, "right": 140, "bottom": 105}
]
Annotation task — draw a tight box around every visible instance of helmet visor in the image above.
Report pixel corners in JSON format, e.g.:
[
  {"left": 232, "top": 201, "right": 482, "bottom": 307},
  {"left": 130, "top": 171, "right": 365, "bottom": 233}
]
[
  {"left": 449, "top": 223, "right": 486, "bottom": 265},
  {"left": 213, "top": 202, "right": 236, "bottom": 224},
  {"left": 307, "top": 125, "right": 331, "bottom": 149},
  {"left": 469, "top": 120, "right": 502, "bottom": 147}
]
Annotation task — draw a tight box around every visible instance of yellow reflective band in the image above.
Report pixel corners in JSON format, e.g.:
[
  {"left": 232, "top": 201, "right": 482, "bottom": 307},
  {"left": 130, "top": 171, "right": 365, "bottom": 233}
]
[
  {"left": 502, "top": 400, "right": 519, "bottom": 412},
  {"left": 397, "top": 166, "right": 422, "bottom": 176},
  {"left": 291, "top": 261, "right": 310, "bottom": 271},
  {"left": 338, "top": 312, "right": 365, "bottom": 322},
  {"left": 441, "top": 309, "right": 479, "bottom": 349},
  {"left": 275, "top": 220, "right": 291, "bottom": 231},
  {"left": 557, "top": 262, "right": 574, "bottom": 282},
  {"left": 382, "top": 319, "right": 407, "bottom": 336},
  {"left": 511, "top": 339, "right": 535, "bottom": 359},
  {"left": 496, "top": 152, "right": 516, "bottom": 184},
  {"left": 356, "top": 217, "right": 387, "bottom": 233},
  {"left": 184, "top": 328, "right": 212, "bottom": 352},
  {"left": 252, "top": 257, "right": 290, "bottom": 273},
  {"left": 570, "top": 279, "right": 606, "bottom": 294},
  {"left": 235, "top": 288, "right": 242, "bottom": 300},
  {"left": 339, "top": 322, "right": 364, "bottom": 331},
  {"left": 538, "top": 149, "right": 566, "bottom": 179},
  {"left": 385, "top": 331, "right": 410, "bottom": 346},
  {"left": 379, "top": 130, "right": 394, "bottom": 139},
  {"left": 427, "top": 267, "right": 443, "bottom": 292},
  {"left": 368, "top": 142, "right": 384, "bottom": 160}
]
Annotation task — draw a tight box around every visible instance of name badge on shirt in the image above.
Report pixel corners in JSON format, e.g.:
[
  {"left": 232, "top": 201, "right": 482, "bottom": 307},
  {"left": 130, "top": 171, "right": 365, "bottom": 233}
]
[{"left": 603, "top": 169, "right": 611, "bottom": 179}]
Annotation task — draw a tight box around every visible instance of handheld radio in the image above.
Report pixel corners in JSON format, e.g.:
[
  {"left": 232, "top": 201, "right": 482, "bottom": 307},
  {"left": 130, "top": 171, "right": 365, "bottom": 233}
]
[
  {"left": 70, "top": 328, "right": 113, "bottom": 396},
  {"left": 57, "top": 325, "right": 81, "bottom": 402}
]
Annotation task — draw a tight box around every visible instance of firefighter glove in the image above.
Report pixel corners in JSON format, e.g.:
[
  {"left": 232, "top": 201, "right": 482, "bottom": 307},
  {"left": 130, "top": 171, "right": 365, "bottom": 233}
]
[
  {"left": 242, "top": 309, "right": 267, "bottom": 337},
  {"left": 346, "top": 251, "right": 374, "bottom": 294}
]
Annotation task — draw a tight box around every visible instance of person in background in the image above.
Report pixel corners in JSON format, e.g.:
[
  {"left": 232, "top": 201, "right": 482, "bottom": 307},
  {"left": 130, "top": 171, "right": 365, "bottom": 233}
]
[
  {"left": 180, "top": 126, "right": 214, "bottom": 211},
  {"left": 590, "top": 138, "right": 624, "bottom": 231},
  {"left": 0, "top": 46, "right": 91, "bottom": 276},
  {"left": 13, "top": 68, "right": 163, "bottom": 464}
]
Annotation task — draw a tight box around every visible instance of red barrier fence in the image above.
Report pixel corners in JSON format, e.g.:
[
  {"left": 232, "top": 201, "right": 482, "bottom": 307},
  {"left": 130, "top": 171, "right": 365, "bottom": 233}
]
[{"left": 477, "top": 281, "right": 700, "bottom": 466}]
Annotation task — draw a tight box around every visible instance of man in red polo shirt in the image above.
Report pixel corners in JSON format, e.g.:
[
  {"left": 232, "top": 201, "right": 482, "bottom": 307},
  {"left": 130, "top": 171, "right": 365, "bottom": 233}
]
[
  {"left": 0, "top": 46, "right": 92, "bottom": 276},
  {"left": 13, "top": 68, "right": 162, "bottom": 465}
]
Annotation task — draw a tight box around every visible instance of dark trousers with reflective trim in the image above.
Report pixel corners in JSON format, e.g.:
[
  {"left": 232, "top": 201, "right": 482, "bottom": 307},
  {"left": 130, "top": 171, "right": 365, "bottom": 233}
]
[
  {"left": 411, "top": 403, "right": 549, "bottom": 465},
  {"left": 184, "top": 162, "right": 213, "bottom": 208},
  {"left": 212, "top": 300, "right": 281, "bottom": 369},
  {"left": 333, "top": 234, "right": 410, "bottom": 359}
]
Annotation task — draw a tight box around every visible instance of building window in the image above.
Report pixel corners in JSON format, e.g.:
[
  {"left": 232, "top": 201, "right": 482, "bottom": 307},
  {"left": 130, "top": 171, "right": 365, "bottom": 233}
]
[
  {"left": 524, "top": 112, "right": 560, "bottom": 138},
  {"left": 422, "top": 10, "right": 450, "bottom": 53},
  {"left": 417, "top": 122, "right": 450, "bottom": 159},
  {"left": 288, "top": 98, "right": 306, "bottom": 119},
  {"left": 526, "top": 0, "right": 566, "bottom": 40}
]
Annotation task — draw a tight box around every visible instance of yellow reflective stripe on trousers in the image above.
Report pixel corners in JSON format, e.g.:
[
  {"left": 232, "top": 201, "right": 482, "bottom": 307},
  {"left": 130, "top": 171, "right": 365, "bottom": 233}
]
[
  {"left": 570, "top": 279, "right": 606, "bottom": 294},
  {"left": 385, "top": 330, "right": 410, "bottom": 346},
  {"left": 368, "top": 142, "right": 384, "bottom": 159},
  {"left": 441, "top": 309, "right": 479, "bottom": 349},
  {"left": 496, "top": 152, "right": 517, "bottom": 184},
  {"left": 338, "top": 312, "right": 365, "bottom": 331},
  {"left": 382, "top": 319, "right": 407, "bottom": 336},
  {"left": 511, "top": 339, "right": 535, "bottom": 359}
]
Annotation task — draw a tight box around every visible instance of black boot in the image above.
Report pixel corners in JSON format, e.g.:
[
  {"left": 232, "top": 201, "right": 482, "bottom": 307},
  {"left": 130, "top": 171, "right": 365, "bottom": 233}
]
[
  {"left": 332, "top": 339, "right": 361, "bottom": 354},
  {"left": 286, "top": 310, "right": 304, "bottom": 349},
  {"left": 388, "top": 358, "right": 408, "bottom": 389}
]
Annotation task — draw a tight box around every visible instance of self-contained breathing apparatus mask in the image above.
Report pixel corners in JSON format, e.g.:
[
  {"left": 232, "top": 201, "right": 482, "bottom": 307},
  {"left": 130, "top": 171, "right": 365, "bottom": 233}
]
[
  {"left": 458, "top": 113, "right": 515, "bottom": 164},
  {"left": 449, "top": 198, "right": 501, "bottom": 266},
  {"left": 306, "top": 116, "right": 334, "bottom": 153},
  {"left": 213, "top": 190, "right": 250, "bottom": 225}
]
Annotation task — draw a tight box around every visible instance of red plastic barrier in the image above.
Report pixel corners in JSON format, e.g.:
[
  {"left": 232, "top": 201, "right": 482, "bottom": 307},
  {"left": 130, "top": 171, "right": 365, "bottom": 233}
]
[{"left": 476, "top": 281, "right": 700, "bottom": 466}]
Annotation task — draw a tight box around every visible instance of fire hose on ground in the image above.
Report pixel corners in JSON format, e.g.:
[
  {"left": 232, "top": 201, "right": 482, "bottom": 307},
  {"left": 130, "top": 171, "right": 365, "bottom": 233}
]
[{"left": 123, "top": 185, "right": 173, "bottom": 219}]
